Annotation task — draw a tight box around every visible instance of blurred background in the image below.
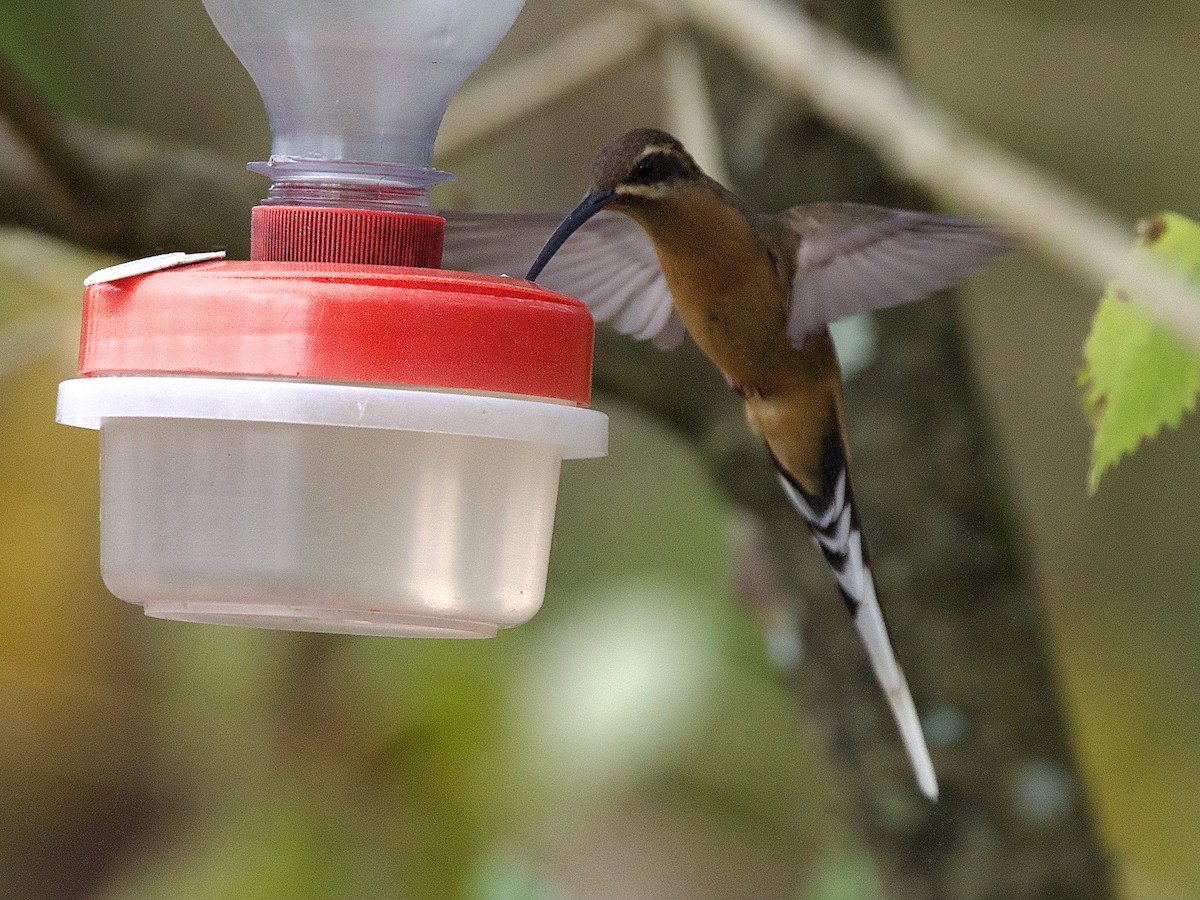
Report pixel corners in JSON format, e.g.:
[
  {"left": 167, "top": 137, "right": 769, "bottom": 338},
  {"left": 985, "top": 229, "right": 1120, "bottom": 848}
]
[{"left": 2, "top": 0, "right": 1199, "bottom": 897}]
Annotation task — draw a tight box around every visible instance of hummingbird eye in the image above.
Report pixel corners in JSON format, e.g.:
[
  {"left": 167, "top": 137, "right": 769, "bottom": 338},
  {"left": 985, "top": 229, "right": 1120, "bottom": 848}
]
[{"left": 628, "top": 151, "right": 687, "bottom": 186}]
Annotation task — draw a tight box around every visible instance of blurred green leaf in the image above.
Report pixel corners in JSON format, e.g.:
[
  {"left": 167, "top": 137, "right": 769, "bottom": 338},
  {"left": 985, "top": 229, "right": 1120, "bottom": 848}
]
[
  {"left": 799, "top": 853, "right": 879, "bottom": 900},
  {"left": 1080, "top": 212, "right": 1200, "bottom": 493},
  {"left": 470, "top": 852, "right": 560, "bottom": 900}
]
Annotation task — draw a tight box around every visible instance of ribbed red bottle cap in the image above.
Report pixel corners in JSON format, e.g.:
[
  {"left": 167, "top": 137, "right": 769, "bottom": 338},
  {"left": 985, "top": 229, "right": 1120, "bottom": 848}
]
[
  {"left": 78, "top": 261, "right": 594, "bottom": 405},
  {"left": 250, "top": 205, "right": 444, "bottom": 267}
]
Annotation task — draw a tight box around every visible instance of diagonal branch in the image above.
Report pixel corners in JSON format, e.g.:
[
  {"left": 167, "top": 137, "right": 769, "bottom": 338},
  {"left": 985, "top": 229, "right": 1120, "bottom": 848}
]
[
  {"left": 0, "top": 54, "right": 100, "bottom": 203},
  {"left": 5, "top": 2, "right": 1198, "bottom": 348},
  {"left": 0, "top": 54, "right": 260, "bottom": 260},
  {"left": 669, "top": 0, "right": 1200, "bottom": 344},
  {"left": 444, "top": 0, "right": 1200, "bottom": 345},
  {"left": 437, "top": 6, "right": 661, "bottom": 158}
]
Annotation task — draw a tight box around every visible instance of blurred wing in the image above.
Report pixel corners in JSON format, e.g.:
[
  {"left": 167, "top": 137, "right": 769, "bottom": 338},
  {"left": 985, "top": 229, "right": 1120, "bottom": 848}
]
[
  {"left": 441, "top": 209, "right": 686, "bottom": 349},
  {"left": 783, "top": 202, "right": 1015, "bottom": 345}
]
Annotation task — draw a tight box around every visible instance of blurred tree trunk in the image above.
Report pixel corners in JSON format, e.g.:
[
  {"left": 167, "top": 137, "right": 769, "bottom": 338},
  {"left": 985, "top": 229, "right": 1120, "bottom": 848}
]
[{"left": 593, "top": 2, "right": 1118, "bottom": 897}]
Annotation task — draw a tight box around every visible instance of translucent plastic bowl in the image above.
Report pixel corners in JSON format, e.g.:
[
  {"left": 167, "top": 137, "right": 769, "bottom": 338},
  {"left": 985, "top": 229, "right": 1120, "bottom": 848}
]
[{"left": 58, "top": 375, "right": 607, "bottom": 637}]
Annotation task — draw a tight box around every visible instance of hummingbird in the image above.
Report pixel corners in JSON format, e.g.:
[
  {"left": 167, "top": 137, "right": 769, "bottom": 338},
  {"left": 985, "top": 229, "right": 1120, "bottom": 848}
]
[{"left": 441, "top": 128, "right": 1013, "bottom": 800}]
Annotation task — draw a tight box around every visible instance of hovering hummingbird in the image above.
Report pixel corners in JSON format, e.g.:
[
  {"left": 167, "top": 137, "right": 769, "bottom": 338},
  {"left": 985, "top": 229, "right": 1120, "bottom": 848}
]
[{"left": 441, "top": 128, "right": 1013, "bottom": 800}]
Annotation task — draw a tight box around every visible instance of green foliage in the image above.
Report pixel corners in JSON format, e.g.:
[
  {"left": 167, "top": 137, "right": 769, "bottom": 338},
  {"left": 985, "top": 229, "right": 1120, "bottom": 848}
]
[{"left": 1080, "top": 212, "right": 1200, "bottom": 493}]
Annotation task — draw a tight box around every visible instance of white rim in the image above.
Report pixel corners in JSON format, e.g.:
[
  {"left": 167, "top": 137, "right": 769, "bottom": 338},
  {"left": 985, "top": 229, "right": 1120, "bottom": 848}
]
[{"left": 57, "top": 376, "right": 608, "bottom": 459}]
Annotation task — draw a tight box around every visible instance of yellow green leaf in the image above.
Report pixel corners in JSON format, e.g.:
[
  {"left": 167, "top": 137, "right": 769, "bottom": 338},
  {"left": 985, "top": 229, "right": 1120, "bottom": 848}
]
[{"left": 1080, "top": 212, "right": 1200, "bottom": 493}]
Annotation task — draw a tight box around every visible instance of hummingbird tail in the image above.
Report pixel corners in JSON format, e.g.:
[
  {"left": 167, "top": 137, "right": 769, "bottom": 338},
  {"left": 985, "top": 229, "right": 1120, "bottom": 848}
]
[{"left": 770, "top": 439, "right": 939, "bottom": 801}]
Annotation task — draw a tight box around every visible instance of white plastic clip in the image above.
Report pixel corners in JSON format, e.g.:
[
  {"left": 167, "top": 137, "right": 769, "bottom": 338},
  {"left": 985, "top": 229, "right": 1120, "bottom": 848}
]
[{"left": 84, "top": 251, "right": 226, "bottom": 287}]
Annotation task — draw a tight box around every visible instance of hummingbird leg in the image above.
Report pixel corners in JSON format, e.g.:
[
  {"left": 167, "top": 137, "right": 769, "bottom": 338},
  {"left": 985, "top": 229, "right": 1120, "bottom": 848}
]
[
  {"left": 722, "top": 370, "right": 746, "bottom": 397},
  {"left": 722, "top": 369, "right": 773, "bottom": 400}
]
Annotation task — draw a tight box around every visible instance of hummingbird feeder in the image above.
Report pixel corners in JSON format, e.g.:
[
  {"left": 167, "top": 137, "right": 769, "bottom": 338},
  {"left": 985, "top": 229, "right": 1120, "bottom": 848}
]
[{"left": 55, "top": 0, "right": 608, "bottom": 638}]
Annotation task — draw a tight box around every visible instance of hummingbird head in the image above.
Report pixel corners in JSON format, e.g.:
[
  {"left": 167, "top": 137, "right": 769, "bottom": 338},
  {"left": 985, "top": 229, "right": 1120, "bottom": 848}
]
[
  {"left": 525, "top": 128, "right": 701, "bottom": 281},
  {"left": 588, "top": 127, "right": 702, "bottom": 200}
]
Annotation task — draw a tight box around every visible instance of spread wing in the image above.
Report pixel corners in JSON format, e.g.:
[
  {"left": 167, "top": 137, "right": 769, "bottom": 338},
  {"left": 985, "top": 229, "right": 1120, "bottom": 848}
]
[
  {"left": 782, "top": 203, "right": 1014, "bottom": 345},
  {"left": 441, "top": 209, "right": 686, "bottom": 349}
]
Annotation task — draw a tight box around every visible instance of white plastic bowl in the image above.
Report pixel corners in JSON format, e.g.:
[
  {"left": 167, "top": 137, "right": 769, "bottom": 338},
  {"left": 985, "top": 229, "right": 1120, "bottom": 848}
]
[{"left": 57, "top": 375, "right": 607, "bottom": 637}]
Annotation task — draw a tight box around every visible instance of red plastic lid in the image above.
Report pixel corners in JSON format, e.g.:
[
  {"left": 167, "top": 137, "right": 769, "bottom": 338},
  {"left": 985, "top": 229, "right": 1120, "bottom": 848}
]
[
  {"left": 250, "top": 205, "right": 444, "bottom": 268},
  {"left": 78, "top": 261, "right": 595, "bottom": 405}
]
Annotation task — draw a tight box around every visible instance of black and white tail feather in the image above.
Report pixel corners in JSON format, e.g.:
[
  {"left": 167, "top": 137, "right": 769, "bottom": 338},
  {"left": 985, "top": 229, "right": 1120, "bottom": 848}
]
[{"left": 771, "top": 437, "right": 939, "bottom": 800}]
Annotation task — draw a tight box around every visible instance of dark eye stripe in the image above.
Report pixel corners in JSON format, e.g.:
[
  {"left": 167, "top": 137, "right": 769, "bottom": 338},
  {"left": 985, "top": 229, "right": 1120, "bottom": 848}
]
[{"left": 628, "top": 151, "right": 689, "bottom": 186}]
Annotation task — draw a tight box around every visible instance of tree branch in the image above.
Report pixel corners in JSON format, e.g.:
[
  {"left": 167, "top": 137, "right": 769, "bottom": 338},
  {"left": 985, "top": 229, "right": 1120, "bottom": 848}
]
[
  {"left": 7, "top": 2, "right": 1198, "bottom": 347},
  {"left": 668, "top": 0, "right": 1200, "bottom": 345},
  {"left": 437, "top": 6, "right": 661, "bottom": 157},
  {"left": 443, "top": 0, "right": 1200, "bottom": 344},
  {"left": 0, "top": 54, "right": 259, "bottom": 260}
]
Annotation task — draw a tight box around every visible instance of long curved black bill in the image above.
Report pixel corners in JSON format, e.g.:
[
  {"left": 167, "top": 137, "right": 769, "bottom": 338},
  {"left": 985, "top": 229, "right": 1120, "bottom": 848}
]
[{"left": 525, "top": 189, "right": 616, "bottom": 281}]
